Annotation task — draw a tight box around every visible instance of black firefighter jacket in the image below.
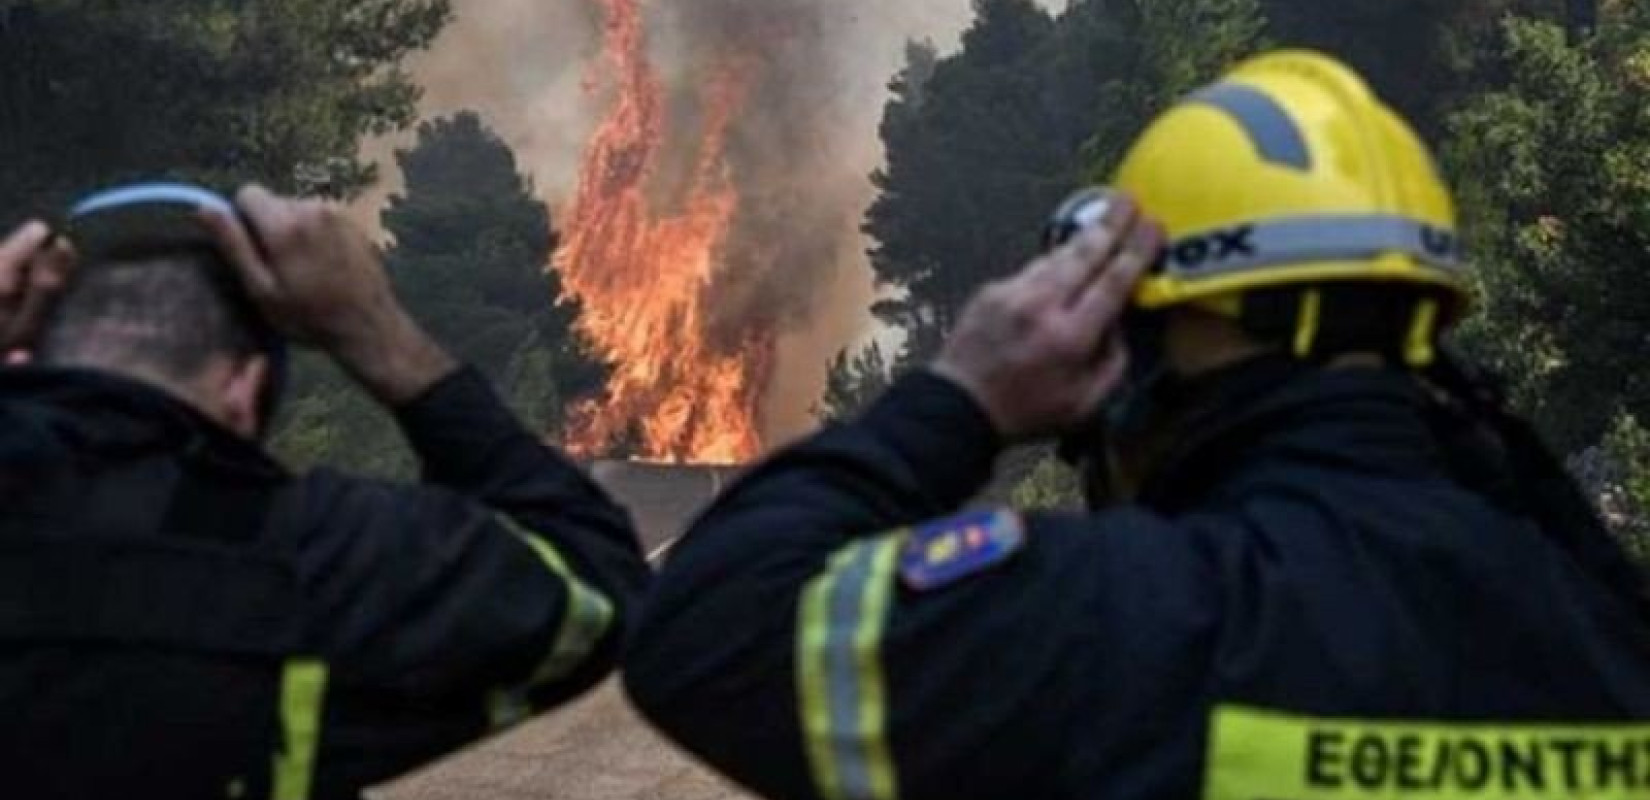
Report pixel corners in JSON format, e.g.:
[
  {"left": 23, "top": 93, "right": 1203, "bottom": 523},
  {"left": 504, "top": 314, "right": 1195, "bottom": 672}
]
[
  {"left": 0, "top": 366, "right": 648, "bottom": 799},
  {"left": 625, "top": 367, "right": 1650, "bottom": 800}
]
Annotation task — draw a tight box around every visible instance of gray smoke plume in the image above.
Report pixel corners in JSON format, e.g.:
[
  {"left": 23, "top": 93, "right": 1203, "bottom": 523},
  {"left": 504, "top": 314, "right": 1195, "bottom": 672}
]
[{"left": 650, "top": 0, "right": 998, "bottom": 440}]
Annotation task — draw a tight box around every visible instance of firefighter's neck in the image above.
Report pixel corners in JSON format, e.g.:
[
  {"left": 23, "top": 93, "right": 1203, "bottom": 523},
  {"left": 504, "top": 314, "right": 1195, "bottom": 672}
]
[
  {"left": 1164, "top": 310, "right": 1385, "bottom": 378},
  {"left": 48, "top": 351, "right": 268, "bottom": 440},
  {"left": 1163, "top": 310, "right": 1267, "bottom": 377}
]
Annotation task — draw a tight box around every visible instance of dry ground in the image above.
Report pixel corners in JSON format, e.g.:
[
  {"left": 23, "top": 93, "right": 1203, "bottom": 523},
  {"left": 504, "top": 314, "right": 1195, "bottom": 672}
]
[{"left": 373, "top": 682, "right": 751, "bottom": 800}]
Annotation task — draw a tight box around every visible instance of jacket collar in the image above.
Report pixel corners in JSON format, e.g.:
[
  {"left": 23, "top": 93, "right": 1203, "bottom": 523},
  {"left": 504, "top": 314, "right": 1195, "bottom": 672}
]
[
  {"left": 0, "top": 366, "right": 285, "bottom": 479},
  {"left": 1137, "top": 360, "right": 1444, "bottom": 512},
  {"left": 1136, "top": 359, "right": 1650, "bottom": 618}
]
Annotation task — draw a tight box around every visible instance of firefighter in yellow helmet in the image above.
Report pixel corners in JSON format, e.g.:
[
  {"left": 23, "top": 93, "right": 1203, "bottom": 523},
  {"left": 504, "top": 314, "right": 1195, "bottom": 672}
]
[{"left": 625, "top": 51, "right": 1650, "bottom": 800}]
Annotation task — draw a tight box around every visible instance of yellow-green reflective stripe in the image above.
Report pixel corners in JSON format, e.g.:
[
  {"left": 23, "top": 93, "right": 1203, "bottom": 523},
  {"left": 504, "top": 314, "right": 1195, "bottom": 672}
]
[
  {"left": 797, "top": 535, "right": 903, "bottom": 800},
  {"left": 272, "top": 659, "right": 328, "bottom": 800},
  {"left": 1293, "top": 288, "right": 1324, "bottom": 358},
  {"left": 800, "top": 546, "right": 859, "bottom": 800},
  {"left": 506, "top": 520, "right": 616, "bottom": 688},
  {"left": 857, "top": 538, "right": 900, "bottom": 798},
  {"left": 1405, "top": 298, "right": 1441, "bottom": 367},
  {"left": 1205, "top": 704, "right": 1650, "bottom": 800}
]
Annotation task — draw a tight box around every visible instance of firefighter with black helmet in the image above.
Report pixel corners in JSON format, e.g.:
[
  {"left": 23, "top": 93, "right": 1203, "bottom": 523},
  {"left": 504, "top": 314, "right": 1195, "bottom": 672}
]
[{"left": 624, "top": 52, "right": 1650, "bottom": 800}]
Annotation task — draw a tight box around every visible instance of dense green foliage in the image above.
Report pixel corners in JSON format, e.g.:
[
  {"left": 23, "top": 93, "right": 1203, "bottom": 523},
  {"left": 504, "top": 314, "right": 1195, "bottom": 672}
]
[
  {"left": 1009, "top": 452, "right": 1085, "bottom": 510},
  {"left": 1448, "top": 11, "right": 1650, "bottom": 449},
  {"left": 271, "top": 113, "right": 607, "bottom": 476},
  {"left": 0, "top": 0, "right": 449, "bottom": 217},
  {"left": 1446, "top": 4, "right": 1650, "bottom": 537},
  {"left": 849, "top": 0, "right": 1648, "bottom": 533}
]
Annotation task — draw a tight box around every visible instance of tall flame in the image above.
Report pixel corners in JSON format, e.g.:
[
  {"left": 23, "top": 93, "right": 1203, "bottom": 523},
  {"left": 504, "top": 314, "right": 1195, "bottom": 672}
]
[{"left": 556, "top": 0, "right": 772, "bottom": 464}]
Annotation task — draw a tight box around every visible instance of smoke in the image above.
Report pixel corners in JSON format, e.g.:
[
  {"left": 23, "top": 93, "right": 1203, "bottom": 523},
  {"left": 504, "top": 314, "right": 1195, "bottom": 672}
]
[
  {"left": 353, "top": 0, "right": 604, "bottom": 235},
  {"left": 651, "top": 0, "right": 921, "bottom": 442},
  {"left": 358, "top": 0, "right": 1024, "bottom": 449}
]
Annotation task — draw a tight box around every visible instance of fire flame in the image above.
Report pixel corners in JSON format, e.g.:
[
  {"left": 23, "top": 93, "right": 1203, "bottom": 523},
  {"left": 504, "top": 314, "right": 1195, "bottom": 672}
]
[{"left": 556, "top": 0, "right": 772, "bottom": 464}]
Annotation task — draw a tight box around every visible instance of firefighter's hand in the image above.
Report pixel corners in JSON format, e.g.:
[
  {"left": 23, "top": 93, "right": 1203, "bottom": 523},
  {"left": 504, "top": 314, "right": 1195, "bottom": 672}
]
[
  {"left": 0, "top": 221, "right": 75, "bottom": 363},
  {"left": 200, "top": 187, "right": 456, "bottom": 405},
  {"left": 931, "top": 199, "right": 1163, "bottom": 443}
]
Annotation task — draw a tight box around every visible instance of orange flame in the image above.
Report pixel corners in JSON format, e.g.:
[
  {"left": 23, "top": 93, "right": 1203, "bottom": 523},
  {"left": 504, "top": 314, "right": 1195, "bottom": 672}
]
[{"left": 556, "top": 0, "right": 772, "bottom": 464}]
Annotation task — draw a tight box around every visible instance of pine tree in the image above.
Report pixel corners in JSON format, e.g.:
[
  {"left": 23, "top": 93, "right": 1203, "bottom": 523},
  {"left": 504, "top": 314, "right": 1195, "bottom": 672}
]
[
  {"left": 0, "top": 0, "right": 450, "bottom": 216},
  {"left": 384, "top": 112, "right": 608, "bottom": 432},
  {"left": 1446, "top": 10, "right": 1650, "bottom": 450},
  {"left": 814, "top": 341, "right": 893, "bottom": 423},
  {"left": 864, "top": 0, "right": 1062, "bottom": 366},
  {"left": 1442, "top": 6, "right": 1650, "bottom": 553}
]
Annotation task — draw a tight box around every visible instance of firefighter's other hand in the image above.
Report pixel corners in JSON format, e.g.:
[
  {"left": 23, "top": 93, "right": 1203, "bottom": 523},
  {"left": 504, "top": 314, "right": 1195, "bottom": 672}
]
[
  {"left": 200, "top": 186, "right": 456, "bottom": 405},
  {"left": 0, "top": 221, "right": 75, "bottom": 364},
  {"left": 932, "top": 200, "right": 1163, "bottom": 443}
]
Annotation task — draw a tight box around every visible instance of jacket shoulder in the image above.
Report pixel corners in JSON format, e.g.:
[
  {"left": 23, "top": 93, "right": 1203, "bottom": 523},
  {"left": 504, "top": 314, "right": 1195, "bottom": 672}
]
[
  {"left": 887, "top": 505, "right": 1230, "bottom": 633},
  {"left": 275, "top": 468, "right": 471, "bottom": 530}
]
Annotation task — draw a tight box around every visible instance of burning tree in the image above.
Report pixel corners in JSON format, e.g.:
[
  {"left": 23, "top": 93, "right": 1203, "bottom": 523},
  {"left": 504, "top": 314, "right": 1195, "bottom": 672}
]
[
  {"left": 555, "top": 0, "right": 763, "bottom": 464},
  {"left": 554, "top": 0, "right": 870, "bottom": 465}
]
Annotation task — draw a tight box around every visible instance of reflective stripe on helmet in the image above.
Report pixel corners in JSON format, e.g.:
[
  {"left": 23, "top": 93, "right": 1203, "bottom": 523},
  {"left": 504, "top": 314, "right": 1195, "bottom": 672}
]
[
  {"left": 1117, "top": 52, "right": 1471, "bottom": 317},
  {"left": 69, "top": 183, "right": 237, "bottom": 218},
  {"left": 1163, "top": 215, "right": 1463, "bottom": 279},
  {"left": 1187, "top": 83, "right": 1312, "bottom": 170}
]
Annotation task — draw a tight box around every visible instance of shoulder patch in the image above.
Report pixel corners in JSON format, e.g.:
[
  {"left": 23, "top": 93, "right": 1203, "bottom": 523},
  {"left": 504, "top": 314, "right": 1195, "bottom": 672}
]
[{"left": 898, "top": 509, "right": 1025, "bottom": 592}]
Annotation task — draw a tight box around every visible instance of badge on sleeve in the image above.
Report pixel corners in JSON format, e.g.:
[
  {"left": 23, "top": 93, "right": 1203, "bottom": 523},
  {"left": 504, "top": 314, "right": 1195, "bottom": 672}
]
[{"left": 898, "top": 509, "right": 1026, "bottom": 591}]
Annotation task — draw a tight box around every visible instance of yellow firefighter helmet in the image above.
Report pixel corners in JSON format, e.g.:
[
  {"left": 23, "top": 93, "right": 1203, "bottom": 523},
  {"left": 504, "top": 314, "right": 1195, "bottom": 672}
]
[{"left": 1114, "top": 50, "right": 1470, "bottom": 365}]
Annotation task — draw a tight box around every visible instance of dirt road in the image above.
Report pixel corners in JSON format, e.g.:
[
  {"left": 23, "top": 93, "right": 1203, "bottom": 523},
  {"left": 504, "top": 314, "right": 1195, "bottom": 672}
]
[{"left": 374, "top": 682, "right": 749, "bottom": 800}]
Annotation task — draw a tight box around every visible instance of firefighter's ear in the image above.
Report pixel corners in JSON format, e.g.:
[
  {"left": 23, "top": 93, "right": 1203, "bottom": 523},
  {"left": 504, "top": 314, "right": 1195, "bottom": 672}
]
[{"left": 217, "top": 354, "right": 270, "bottom": 440}]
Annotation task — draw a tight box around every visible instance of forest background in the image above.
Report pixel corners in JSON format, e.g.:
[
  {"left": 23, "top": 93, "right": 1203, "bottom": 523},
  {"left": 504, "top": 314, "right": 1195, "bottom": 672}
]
[{"left": 1, "top": 0, "right": 1645, "bottom": 557}]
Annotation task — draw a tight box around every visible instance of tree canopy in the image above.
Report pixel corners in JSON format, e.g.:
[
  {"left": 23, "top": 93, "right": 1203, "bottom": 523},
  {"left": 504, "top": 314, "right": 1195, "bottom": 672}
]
[
  {"left": 1447, "top": 9, "right": 1650, "bottom": 451},
  {"left": 0, "top": 0, "right": 450, "bottom": 217}
]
